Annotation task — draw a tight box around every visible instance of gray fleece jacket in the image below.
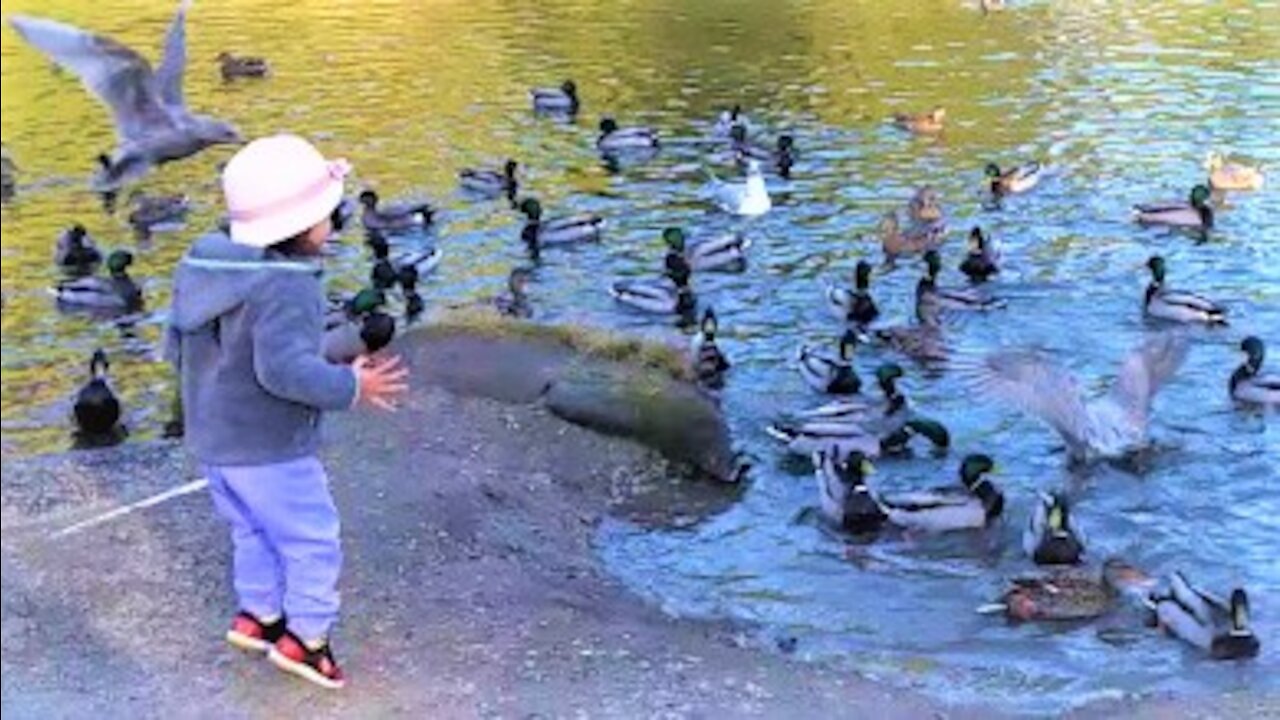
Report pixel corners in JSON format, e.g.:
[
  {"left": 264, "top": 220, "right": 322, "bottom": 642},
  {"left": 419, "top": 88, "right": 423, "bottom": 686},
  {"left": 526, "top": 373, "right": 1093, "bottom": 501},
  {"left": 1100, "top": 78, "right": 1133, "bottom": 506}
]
[{"left": 166, "top": 232, "right": 357, "bottom": 466}]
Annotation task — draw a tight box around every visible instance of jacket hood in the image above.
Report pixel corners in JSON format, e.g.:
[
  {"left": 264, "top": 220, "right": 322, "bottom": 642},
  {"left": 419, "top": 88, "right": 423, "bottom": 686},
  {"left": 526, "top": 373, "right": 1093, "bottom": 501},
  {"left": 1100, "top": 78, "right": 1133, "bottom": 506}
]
[{"left": 170, "top": 232, "right": 321, "bottom": 332}]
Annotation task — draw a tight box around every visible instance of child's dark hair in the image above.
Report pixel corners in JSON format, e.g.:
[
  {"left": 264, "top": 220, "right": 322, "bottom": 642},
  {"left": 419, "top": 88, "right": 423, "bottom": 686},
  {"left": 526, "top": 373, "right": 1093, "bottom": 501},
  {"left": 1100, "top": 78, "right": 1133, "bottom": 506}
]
[{"left": 267, "top": 228, "right": 313, "bottom": 257}]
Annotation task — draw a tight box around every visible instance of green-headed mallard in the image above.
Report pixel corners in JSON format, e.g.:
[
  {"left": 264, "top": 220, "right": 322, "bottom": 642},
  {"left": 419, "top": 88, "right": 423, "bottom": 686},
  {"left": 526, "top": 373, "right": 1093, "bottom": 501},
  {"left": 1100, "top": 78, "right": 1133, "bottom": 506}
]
[
  {"left": 1147, "top": 573, "right": 1259, "bottom": 660},
  {"left": 1230, "top": 336, "right": 1280, "bottom": 406},
  {"left": 460, "top": 159, "right": 518, "bottom": 200},
  {"left": 731, "top": 127, "right": 796, "bottom": 179},
  {"left": 1023, "top": 491, "right": 1085, "bottom": 565},
  {"left": 610, "top": 252, "right": 695, "bottom": 318},
  {"left": 880, "top": 210, "right": 944, "bottom": 264},
  {"left": 893, "top": 107, "right": 946, "bottom": 134},
  {"left": 1134, "top": 185, "right": 1213, "bottom": 232},
  {"left": 706, "top": 160, "right": 771, "bottom": 216},
  {"left": 54, "top": 249, "right": 143, "bottom": 314},
  {"left": 814, "top": 449, "right": 888, "bottom": 534},
  {"left": 664, "top": 227, "right": 749, "bottom": 274},
  {"left": 217, "top": 51, "right": 269, "bottom": 80},
  {"left": 919, "top": 250, "right": 1006, "bottom": 313},
  {"left": 323, "top": 287, "right": 396, "bottom": 364},
  {"left": 55, "top": 224, "right": 103, "bottom": 275},
  {"left": 359, "top": 189, "right": 435, "bottom": 233},
  {"left": 874, "top": 453, "right": 1002, "bottom": 532},
  {"left": 74, "top": 349, "right": 122, "bottom": 438},
  {"left": 495, "top": 267, "right": 534, "bottom": 319},
  {"left": 964, "top": 332, "right": 1189, "bottom": 462},
  {"left": 986, "top": 161, "right": 1042, "bottom": 196},
  {"left": 598, "top": 117, "right": 659, "bottom": 152},
  {"left": 793, "top": 363, "right": 906, "bottom": 425},
  {"left": 959, "top": 227, "right": 999, "bottom": 283},
  {"left": 826, "top": 259, "right": 880, "bottom": 326},
  {"left": 691, "top": 307, "right": 731, "bottom": 389},
  {"left": 798, "top": 329, "right": 863, "bottom": 395},
  {"left": 1144, "top": 255, "right": 1226, "bottom": 325},
  {"left": 1206, "top": 152, "right": 1264, "bottom": 191},
  {"left": 519, "top": 198, "right": 605, "bottom": 258},
  {"left": 767, "top": 416, "right": 948, "bottom": 460},
  {"left": 530, "top": 80, "right": 579, "bottom": 114}
]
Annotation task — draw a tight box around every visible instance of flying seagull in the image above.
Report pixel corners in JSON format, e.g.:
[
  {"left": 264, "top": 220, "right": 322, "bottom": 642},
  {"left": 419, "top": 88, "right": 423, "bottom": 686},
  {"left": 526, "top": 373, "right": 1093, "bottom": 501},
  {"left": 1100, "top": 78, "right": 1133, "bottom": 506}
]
[{"left": 9, "top": 0, "right": 240, "bottom": 189}]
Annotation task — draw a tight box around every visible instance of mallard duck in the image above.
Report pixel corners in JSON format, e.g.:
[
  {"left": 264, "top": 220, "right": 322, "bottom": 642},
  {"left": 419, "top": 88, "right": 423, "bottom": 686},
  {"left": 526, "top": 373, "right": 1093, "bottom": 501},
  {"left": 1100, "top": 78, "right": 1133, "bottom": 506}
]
[
  {"left": 128, "top": 192, "right": 189, "bottom": 236},
  {"left": 793, "top": 363, "right": 907, "bottom": 425},
  {"left": 797, "top": 330, "right": 863, "bottom": 395},
  {"left": 1143, "top": 256, "right": 1227, "bottom": 325},
  {"left": 919, "top": 250, "right": 1006, "bottom": 313},
  {"left": 826, "top": 260, "right": 880, "bottom": 326},
  {"left": 706, "top": 160, "right": 771, "bottom": 217},
  {"left": 730, "top": 127, "right": 795, "bottom": 178},
  {"left": 530, "top": 80, "right": 579, "bottom": 114},
  {"left": 1230, "top": 336, "right": 1280, "bottom": 406},
  {"left": 874, "top": 278, "right": 949, "bottom": 362},
  {"left": 54, "top": 224, "right": 103, "bottom": 274},
  {"left": 814, "top": 449, "right": 888, "bottom": 534},
  {"left": 874, "top": 454, "right": 1003, "bottom": 532},
  {"left": 982, "top": 566, "right": 1123, "bottom": 623},
  {"left": 460, "top": 159, "right": 518, "bottom": 200},
  {"left": 495, "top": 267, "right": 534, "bottom": 319},
  {"left": 880, "top": 211, "right": 944, "bottom": 264},
  {"left": 217, "top": 52, "right": 269, "bottom": 80},
  {"left": 664, "top": 227, "right": 749, "bottom": 274},
  {"left": 1147, "top": 573, "right": 1259, "bottom": 660},
  {"left": 1, "top": 145, "right": 14, "bottom": 200},
  {"left": 893, "top": 107, "right": 946, "bottom": 134},
  {"left": 1134, "top": 185, "right": 1213, "bottom": 232},
  {"left": 597, "top": 117, "right": 659, "bottom": 152},
  {"left": 907, "top": 186, "right": 945, "bottom": 228},
  {"left": 55, "top": 250, "right": 143, "bottom": 313},
  {"left": 367, "top": 232, "right": 442, "bottom": 291},
  {"left": 1205, "top": 152, "right": 1264, "bottom": 191},
  {"left": 713, "top": 104, "right": 751, "bottom": 137},
  {"left": 359, "top": 190, "right": 434, "bottom": 233},
  {"left": 398, "top": 265, "right": 424, "bottom": 320},
  {"left": 330, "top": 197, "right": 357, "bottom": 234},
  {"left": 767, "top": 416, "right": 948, "bottom": 460},
  {"left": 985, "top": 161, "right": 1042, "bottom": 196},
  {"left": 610, "top": 279, "right": 696, "bottom": 318},
  {"left": 1023, "top": 492, "right": 1085, "bottom": 565},
  {"left": 74, "top": 349, "right": 123, "bottom": 438},
  {"left": 959, "top": 227, "right": 999, "bottom": 283},
  {"left": 691, "top": 308, "right": 731, "bottom": 389},
  {"left": 519, "top": 198, "right": 605, "bottom": 258},
  {"left": 323, "top": 288, "right": 396, "bottom": 364},
  {"left": 964, "top": 331, "right": 1189, "bottom": 462}
]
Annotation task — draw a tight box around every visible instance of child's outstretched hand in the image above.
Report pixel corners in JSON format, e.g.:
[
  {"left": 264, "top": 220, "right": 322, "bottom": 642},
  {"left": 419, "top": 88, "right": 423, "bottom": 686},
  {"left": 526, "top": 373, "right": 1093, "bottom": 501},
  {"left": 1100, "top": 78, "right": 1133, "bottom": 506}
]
[{"left": 354, "top": 355, "right": 410, "bottom": 411}]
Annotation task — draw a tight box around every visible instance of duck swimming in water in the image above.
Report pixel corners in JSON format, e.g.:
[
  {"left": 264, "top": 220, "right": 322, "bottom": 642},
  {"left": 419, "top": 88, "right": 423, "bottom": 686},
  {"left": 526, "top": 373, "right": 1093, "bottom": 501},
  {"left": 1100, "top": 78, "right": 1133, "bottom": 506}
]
[
  {"left": 1147, "top": 573, "right": 1259, "bottom": 660},
  {"left": 54, "top": 224, "right": 103, "bottom": 275},
  {"left": 530, "top": 80, "right": 580, "bottom": 115},
  {"left": 985, "top": 161, "right": 1043, "bottom": 197},
  {"left": 792, "top": 363, "right": 908, "bottom": 427},
  {"left": 797, "top": 330, "right": 863, "bottom": 395},
  {"left": 814, "top": 449, "right": 888, "bottom": 534},
  {"left": 893, "top": 107, "right": 946, "bottom": 135},
  {"left": 494, "top": 267, "right": 534, "bottom": 319},
  {"left": 918, "top": 250, "right": 1006, "bottom": 314},
  {"left": 1143, "top": 255, "right": 1227, "bottom": 326},
  {"left": 981, "top": 562, "right": 1146, "bottom": 623},
  {"left": 959, "top": 227, "right": 999, "bottom": 283},
  {"left": 1205, "top": 152, "right": 1264, "bottom": 191},
  {"left": 1023, "top": 492, "right": 1085, "bottom": 565},
  {"left": 597, "top": 117, "right": 659, "bottom": 152},
  {"left": 1230, "top": 336, "right": 1280, "bottom": 407},
  {"left": 367, "top": 232, "right": 442, "bottom": 291},
  {"left": 706, "top": 160, "right": 771, "bottom": 217},
  {"left": 769, "top": 415, "right": 949, "bottom": 461},
  {"left": 963, "top": 332, "right": 1189, "bottom": 462},
  {"left": 610, "top": 253, "right": 696, "bottom": 319},
  {"left": 519, "top": 198, "right": 606, "bottom": 259},
  {"left": 663, "top": 227, "right": 750, "bottom": 274},
  {"left": 1134, "top": 184, "right": 1213, "bottom": 233},
  {"left": 830, "top": 453, "right": 1000, "bottom": 533},
  {"left": 691, "top": 308, "right": 731, "bottom": 390},
  {"left": 826, "top": 260, "right": 880, "bottom": 327},
  {"left": 74, "top": 349, "right": 123, "bottom": 440},
  {"left": 127, "top": 191, "right": 190, "bottom": 237},
  {"left": 54, "top": 249, "right": 143, "bottom": 315},
  {"left": 359, "top": 190, "right": 435, "bottom": 233},
  {"left": 880, "top": 211, "right": 944, "bottom": 265},
  {"left": 459, "top": 159, "right": 518, "bottom": 200}
]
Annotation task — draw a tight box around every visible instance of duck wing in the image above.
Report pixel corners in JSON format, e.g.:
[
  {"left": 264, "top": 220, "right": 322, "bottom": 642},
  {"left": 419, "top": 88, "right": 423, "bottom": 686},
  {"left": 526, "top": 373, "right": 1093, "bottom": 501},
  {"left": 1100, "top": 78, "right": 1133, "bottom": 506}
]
[
  {"left": 1109, "top": 332, "right": 1189, "bottom": 430},
  {"left": 154, "top": 0, "right": 190, "bottom": 108},
  {"left": 1155, "top": 290, "right": 1224, "bottom": 315},
  {"left": 964, "top": 347, "right": 1092, "bottom": 450},
  {"left": 9, "top": 14, "right": 179, "bottom": 142}
]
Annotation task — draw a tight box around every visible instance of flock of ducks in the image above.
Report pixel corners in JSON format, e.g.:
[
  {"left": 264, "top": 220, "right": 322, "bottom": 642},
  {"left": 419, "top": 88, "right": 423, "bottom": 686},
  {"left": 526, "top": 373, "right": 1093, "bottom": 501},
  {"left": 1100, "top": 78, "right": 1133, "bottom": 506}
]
[{"left": 4, "top": 0, "right": 1274, "bottom": 664}]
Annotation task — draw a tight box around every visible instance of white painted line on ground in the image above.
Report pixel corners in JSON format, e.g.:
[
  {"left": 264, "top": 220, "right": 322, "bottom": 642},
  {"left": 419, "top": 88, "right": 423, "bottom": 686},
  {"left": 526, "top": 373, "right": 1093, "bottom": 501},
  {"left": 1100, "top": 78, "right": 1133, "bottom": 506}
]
[{"left": 50, "top": 478, "right": 209, "bottom": 539}]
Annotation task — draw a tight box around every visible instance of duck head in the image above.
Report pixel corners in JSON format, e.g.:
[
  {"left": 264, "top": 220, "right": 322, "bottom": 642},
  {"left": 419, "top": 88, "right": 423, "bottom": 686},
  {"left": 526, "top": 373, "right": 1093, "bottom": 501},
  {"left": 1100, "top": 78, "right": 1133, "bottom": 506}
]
[
  {"left": 855, "top": 260, "right": 874, "bottom": 291},
  {"left": 359, "top": 312, "right": 396, "bottom": 354},
  {"left": 68, "top": 223, "right": 89, "bottom": 245},
  {"left": 508, "top": 267, "right": 532, "bottom": 296},
  {"left": 1208, "top": 588, "right": 1260, "bottom": 659},
  {"left": 348, "top": 287, "right": 387, "bottom": 316},
  {"left": 929, "top": 107, "right": 947, "bottom": 123},
  {"left": 599, "top": 117, "right": 619, "bottom": 136},
  {"left": 968, "top": 226, "right": 987, "bottom": 252},
  {"left": 1146, "top": 255, "right": 1167, "bottom": 284},
  {"left": 503, "top": 159, "right": 519, "bottom": 180},
  {"left": 700, "top": 307, "right": 719, "bottom": 340},
  {"left": 1241, "top": 336, "right": 1265, "bottom": 373},
  {"left": 836, "top": 450, "right": 886, "bottom": 533},
  {"left": 518, "top": 197, "right": 543, "bottom": 221},
  {"left": 662, "top": 226, "right": 687, "bottom": 252},
  {"left": 984, "top": 162, "right": 1002, "bottom": 179},
  {"left": 729, "top": 124, "right": 748, "bottom": 145},
  {"left": 1229, "top": 588, "right": 1251, "bottom": 634},
  {"left": 90, "top": 348, "right": 110, "bottom": 380},
  {"left": 874, "top": 362, "right": 904, "bottom": 396},
  {"left": 960, "top": 453, "right": 1002, "bottom": 516},
  {"left": 1034, "top": 492, "right": 1085, "bottom": 564},
  {"left": 778, "top": 134, "right": 795, "bottom": 151},
  {"left": 561, "top": 80, "right": 578, "bottom": 100},
  {"left": 1189, "top": 184, "right": 1211, "bottom": 208},
  {"left": 359, "top": 190, "right": 380, "bottom": 209},
  {"left": 106, "top": 250, "right": 134, "bottom": 277}
]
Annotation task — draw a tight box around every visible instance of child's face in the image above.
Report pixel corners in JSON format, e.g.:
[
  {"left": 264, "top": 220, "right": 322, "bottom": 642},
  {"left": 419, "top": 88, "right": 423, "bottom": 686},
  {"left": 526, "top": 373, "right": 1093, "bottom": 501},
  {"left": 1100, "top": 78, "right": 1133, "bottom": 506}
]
[{"left": 296, "top": 217, "right": 333, "bottom": 256}]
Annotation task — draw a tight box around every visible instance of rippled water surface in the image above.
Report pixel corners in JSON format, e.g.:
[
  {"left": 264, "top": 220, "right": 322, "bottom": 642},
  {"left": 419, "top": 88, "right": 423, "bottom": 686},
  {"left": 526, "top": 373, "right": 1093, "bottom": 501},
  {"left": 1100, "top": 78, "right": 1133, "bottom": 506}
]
[{"left": 2, "top": 0, "right": 1278, "bottom": 711}]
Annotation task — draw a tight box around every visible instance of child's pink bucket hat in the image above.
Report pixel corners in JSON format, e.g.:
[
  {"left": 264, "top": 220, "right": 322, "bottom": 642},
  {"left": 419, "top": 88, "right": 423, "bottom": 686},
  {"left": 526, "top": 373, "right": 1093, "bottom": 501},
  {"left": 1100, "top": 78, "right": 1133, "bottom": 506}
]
[{"left": 222, "top": 134, "right": 350, "bottom": 248}]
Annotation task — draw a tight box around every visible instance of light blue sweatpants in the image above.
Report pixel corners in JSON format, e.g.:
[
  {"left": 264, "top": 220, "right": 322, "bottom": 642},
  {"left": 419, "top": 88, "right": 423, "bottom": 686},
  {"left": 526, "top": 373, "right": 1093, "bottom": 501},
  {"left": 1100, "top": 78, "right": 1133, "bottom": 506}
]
[{"left": 206, "top": 456, "right": 341, "bottom": 642}]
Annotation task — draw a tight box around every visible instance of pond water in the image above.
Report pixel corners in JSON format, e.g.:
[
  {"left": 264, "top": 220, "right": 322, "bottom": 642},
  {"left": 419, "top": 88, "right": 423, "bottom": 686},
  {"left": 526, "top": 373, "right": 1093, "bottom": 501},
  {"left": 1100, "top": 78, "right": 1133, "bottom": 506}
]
[{"left": 2, "top": 0, "right": 1277, "bottom": 712}]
